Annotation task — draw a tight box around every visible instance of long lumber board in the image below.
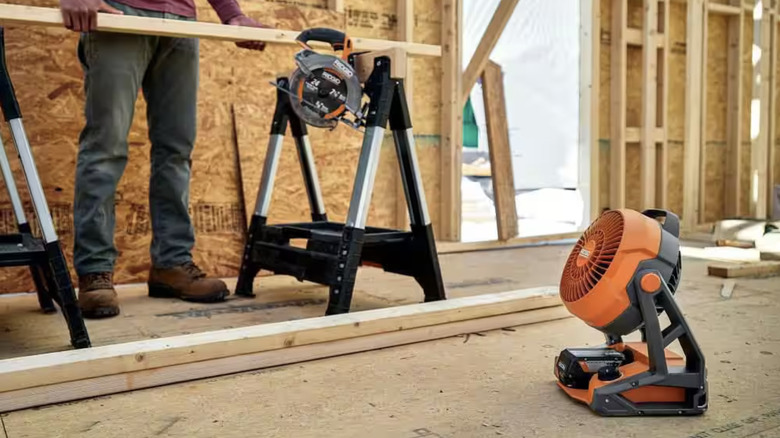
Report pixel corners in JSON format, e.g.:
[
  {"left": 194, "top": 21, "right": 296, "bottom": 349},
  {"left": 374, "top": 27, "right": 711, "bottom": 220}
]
[
  {"left": 0, "top": 4, "right": 441, "bottom": 57},
  {"left": 707, "top": 261, "right": 780, "bottom": 278},
  {"left": 0, "top": 305, "right": 570, "bottom": 412},
  {"left": 0, "top": 287, "right": 562, "bottom": 397}
]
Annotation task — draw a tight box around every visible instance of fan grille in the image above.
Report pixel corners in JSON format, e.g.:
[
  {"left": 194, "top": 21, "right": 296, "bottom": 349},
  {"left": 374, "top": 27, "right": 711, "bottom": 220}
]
[{"left": 560, "top": 211, "right": 625, "bottom": 302}]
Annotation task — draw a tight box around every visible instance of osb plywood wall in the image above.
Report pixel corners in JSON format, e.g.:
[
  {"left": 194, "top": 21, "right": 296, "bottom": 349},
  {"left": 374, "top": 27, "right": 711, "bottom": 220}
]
[
  {"left": 0, "top": 0, "right": 443, "bottom": 293},
  {"left": 597, "top": 0, "right": 769, "bottom": 222}
]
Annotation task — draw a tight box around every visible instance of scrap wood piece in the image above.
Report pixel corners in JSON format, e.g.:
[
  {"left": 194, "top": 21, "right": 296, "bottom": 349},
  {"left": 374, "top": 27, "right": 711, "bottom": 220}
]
[
  {"left": 0, "top": 4, "right": 441, "bottom": 57},
  {"left": 0, "top": 287, "right": 562, "bottom": 395},
  {"left": 707, "top": 261, "right": 780, "bottom": 278},
  {"left": 0, "top": 305, "right": 571, "bottom": 413},
  {"left": 481, "top": 61, "right": 518, "bottom": 241}
]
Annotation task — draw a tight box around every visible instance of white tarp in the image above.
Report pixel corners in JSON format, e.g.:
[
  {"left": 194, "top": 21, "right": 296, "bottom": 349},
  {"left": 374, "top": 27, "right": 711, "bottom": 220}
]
[{"left": 463, "top": 0, "right": 581, "bottom": 190}]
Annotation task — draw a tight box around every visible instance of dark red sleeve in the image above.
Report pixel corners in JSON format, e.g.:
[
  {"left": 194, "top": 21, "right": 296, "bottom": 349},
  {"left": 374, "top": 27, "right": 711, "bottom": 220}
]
[{"left": 208, "top": 0, "right": 243, "bottom": 23}]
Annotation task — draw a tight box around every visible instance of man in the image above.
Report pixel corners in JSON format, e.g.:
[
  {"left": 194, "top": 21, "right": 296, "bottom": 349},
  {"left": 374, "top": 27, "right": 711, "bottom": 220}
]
[{"left": 59, "top": 0, "right": 267, "bottom": 318}]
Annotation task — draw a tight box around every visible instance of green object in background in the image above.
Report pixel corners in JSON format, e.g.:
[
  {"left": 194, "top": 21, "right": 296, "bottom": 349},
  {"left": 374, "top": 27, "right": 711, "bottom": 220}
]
[{"left": 463, "top": 96, "right": 478, "bottom": 148}]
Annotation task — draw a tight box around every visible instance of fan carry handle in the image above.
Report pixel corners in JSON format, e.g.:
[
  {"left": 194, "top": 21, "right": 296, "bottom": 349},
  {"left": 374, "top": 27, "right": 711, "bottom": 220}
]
[
  {"left": 641, "top": 208, "right": 680, "bottom": 237},
  {"left": 296, "top": 27, "right": 353, "bottom": 58}
]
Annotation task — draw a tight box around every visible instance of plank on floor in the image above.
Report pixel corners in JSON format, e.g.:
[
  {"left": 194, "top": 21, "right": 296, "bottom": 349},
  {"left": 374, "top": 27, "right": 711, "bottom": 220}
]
[
  {"left": 0, "top": 305, "right": 570, "bottom": 413},
  {"left": 0, "top": 287, "right": 562, "bottom": 394},
  {"left": 707, "top": 261, "right": 780, "bottom": 278}
]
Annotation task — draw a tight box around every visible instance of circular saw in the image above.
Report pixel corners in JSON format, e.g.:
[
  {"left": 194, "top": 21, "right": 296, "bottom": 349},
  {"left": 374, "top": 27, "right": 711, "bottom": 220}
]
[{"left": 274, "top": 28, "right": 366, "bottom": 130}]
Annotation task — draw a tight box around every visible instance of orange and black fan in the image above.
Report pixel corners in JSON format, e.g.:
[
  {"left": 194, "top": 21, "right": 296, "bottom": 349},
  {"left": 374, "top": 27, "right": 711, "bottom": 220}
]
[{"left": 553, "top": 209, "right": 707, "bottom": 416}]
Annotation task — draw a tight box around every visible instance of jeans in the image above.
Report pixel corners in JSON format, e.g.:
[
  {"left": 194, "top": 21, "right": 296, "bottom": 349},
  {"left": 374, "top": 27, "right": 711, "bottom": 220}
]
[{"left": 73, "top": 0, "right": 199, "bottom": 276}]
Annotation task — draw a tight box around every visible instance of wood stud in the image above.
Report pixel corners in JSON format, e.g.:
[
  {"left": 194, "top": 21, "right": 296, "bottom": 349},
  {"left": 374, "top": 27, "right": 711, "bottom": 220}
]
[
  {"left": 684, "top": 0, "right": 705, "bottom": 230},
  {"left": 396, "top": 0, "right": 414, "bottom": 231},
  {"left": 752, "top": 0, "right": 772, "bottom": 219},
  {"left": 657, "top": 0, "right": 670, "bottom": 209},
  {"left": 610, "top": 0, "right": 628, "bottom": 210},
  {"left": 641, "top": 0, "right": 659, "bottom": 210},
  {"left": 590, "top": 0, "right": 602, "bottom": 221},
  {"left": 440, "top": 0, "right": 463, "bottom": 241},
  {"left": 725, "top": 0, "right": 745, "bottom": 218},
  {"left": 772, "top": 0, "right": 777, "bottom": 216}
]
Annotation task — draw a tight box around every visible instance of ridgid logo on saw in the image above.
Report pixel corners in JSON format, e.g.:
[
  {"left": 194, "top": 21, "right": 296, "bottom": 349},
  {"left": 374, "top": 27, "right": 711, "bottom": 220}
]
[{"left": 332, "top": 59, "right": 354, "bottom": 78}]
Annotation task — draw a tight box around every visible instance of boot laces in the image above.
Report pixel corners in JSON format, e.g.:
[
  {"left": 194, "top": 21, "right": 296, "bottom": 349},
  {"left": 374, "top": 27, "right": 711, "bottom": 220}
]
[{"left": 182, "top": 261, "right": 206, "bottom": 279}]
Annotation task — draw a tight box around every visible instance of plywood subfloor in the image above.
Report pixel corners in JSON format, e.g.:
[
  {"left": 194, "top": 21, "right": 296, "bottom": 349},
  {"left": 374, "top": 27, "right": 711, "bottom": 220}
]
[
  {"left": 2, "top": 246, "right": 779, "bottom": 438},
  {"left": 0, "top": 244, "right": 572, "bottom": 360}
]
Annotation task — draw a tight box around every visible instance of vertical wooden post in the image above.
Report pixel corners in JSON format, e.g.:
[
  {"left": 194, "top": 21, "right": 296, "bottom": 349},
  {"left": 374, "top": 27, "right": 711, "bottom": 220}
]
[
  {"left": 589, "top": 0, "right": 602, "bottom": 221},
  {"left": 770, "top": 0, "right": 779, "bottom": 216},
  {"left": 641, "top": 0, "right": 659, "bottom": 210},
  {"left": 656, "top": 0, "right": 670, "bottom": 208},
  {"left": 482, "top": 61, "right": 518, "bottom": 241},
  {"left": 698, "top": 0, "right": 709, "bottom": 222},
  {"left": 440, "top": 0, "right": 463, "bottom": 241},
  {"left": 610, "top": 0, "right": 627, "bottom": 210},
  {"left": 396, "top": 0, "right": 414, "bottom": 230},
  {"left": 751, "top": 0, "right": 771, "bottom": 219},
  {"left": 684, "top": 0, "right": 705, "bottom": 230},
  {"left": 724, "top": 0, "right": 745, "bottom": 218}
]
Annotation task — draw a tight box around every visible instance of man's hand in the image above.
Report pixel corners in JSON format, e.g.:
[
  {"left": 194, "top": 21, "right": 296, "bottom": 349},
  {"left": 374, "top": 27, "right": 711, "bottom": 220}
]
[
  {"left": 60, "top": 0, "right": 124, "bottom": 32},
  {"left": 226, "top": 14, "right": 268, "bottom": 51}
]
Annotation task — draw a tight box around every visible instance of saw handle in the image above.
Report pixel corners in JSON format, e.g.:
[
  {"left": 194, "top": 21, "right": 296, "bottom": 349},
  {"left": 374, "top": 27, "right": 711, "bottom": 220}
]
[
  {"left": 296, "top": 28, "right": 353, "bottom": 58},
  {"left": 642, "top": 209, "right": 680, "bottom": 238}
]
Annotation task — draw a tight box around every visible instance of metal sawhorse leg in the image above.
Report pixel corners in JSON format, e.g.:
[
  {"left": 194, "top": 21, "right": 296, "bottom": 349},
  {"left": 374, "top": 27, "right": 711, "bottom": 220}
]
[{"left": 0, "top": 27, "right": 90, "bottom": 349}]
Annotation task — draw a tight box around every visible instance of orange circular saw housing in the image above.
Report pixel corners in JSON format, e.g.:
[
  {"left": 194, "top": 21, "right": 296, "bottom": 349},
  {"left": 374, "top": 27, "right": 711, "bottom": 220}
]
[{"left": 559, "top": 209, "right": 681, "bottom": 335}]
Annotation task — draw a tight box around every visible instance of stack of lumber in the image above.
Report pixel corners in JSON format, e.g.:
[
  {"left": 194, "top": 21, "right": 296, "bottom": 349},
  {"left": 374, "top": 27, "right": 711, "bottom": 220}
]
[{"left": 0, "top": 287, "right": 570, "bottom": 413}]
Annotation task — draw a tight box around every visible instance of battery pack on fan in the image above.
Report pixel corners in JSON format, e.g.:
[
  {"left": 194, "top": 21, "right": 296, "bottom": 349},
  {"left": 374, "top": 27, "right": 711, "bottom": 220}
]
[
  {"left": 554, "top": 209, "right": 708, "bottom": 416},
  {"left": 236, "top": 28, "right": 446, "bottom": 315}
]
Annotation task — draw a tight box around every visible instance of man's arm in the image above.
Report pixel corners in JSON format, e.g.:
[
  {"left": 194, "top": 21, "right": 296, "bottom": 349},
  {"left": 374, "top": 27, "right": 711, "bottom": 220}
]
[{"left": 208, "top": 0, "right": 268, "bottom": 51}]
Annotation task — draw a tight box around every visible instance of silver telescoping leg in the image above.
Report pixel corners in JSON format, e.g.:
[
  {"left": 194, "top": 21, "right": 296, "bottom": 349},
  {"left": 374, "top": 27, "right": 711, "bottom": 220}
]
[
  {"left": 8, "top": 119, "right": 58, "bottom": 244},
  {"left": 0, "top": 134, "right": 27, "bottom": 227},
  {"left": 254, "top": 133, "right": 284, "bottom": 218},
  {"left": 345, "top": 126, "right": 385, "bottom": 230}
]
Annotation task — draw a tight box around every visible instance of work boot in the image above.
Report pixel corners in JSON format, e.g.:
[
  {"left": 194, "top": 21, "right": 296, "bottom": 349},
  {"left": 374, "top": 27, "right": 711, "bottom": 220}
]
[
  {"left": 78, "top": 272, "right": 120, "bottom": 319},
  {"left": 147, "top": 261, "right": 229, "bottom": 303}
]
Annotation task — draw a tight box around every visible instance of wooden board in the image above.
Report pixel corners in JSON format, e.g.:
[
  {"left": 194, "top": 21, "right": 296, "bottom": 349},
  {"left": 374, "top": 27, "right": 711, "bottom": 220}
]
[
  {"left": 0, "top": 305, "right": 570, "bottom": 413},
  {"left": 0, "top": 4, "right": 441, "bottom": 56},
  {"left": 0, "top": 287, "right": 565, "bottom": 411},
  {"left": 439, "top": 0, "right": 462, "bottom": 242},
  {"left": 481, "top": 61, "right": 518, "bottom": 241},
  {"left": 707, "top": 260, "right": 780, "bottom": 278}
]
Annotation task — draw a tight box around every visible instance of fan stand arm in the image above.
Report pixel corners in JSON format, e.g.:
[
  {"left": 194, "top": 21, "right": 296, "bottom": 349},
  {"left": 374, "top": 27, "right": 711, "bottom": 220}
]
[{"left": 633, "top": 268, "right": 706, "bottom": 375}]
